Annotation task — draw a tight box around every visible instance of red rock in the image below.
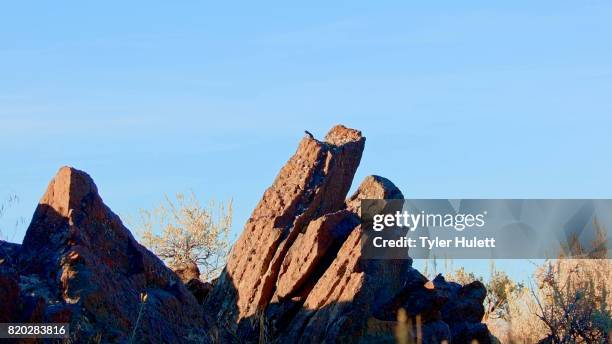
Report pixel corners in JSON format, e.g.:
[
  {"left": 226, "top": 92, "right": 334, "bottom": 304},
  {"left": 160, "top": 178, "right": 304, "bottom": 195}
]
[
  {"left": 346, "top": 175, "right": 405, "bottom": 213},
  {"left": 206, "top": 125, "right": 365, "bottom": 326},
  {"left": 205, "top": 125, "right": 492, "bottom": 343},
  {"left": 20, "top": 167, "right": 210, "bottom": 343},
  {"left": 3, "top": 125, "right": 493, "bottom": 343},
  {"left": 274, "top": 210, "right": 358, "bottom": 300}
]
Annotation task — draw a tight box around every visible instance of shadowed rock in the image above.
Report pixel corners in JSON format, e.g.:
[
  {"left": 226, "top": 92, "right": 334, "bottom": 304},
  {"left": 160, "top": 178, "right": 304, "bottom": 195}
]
[
  {"left": 280, "top": 175, "right": 407, "bottom": 343},
  {"left": 0, "top": 261, "right": 19, "bottom": 323},
  {"left": 0, "top": 240, "right": 20, "bottom": 264},
  {"left": 18, "top": 166, "right": 210, "bottom": 343},
  {"left": 185, "top": 279, "right": 214, "bottom": 305},
  {"left": 274, "top": 210, "right": 359, "bottom": 300}
]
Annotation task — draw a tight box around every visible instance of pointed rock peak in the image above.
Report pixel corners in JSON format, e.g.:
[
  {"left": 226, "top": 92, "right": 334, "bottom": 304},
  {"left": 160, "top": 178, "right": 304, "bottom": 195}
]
[
  {"left": 39, "top": 166, "right": 99, "bottom": 218},
  {"left": 20, "top": 166, "right": 209, "bottom": 342},
  {"left": 324, "top": 125, "right": 363, "bottom": 146}
]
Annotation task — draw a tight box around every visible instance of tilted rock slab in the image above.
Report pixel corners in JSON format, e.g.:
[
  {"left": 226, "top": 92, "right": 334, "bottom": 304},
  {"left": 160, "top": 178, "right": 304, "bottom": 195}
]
[
  {"left": 206, "top": 125, "right": 365, "bottom": 328},
  {"left": 18, "top": 167, "right": 210, "bottom": 343},
  {"left": 205, "top": 125, "right": 410, "bottom": 340}
]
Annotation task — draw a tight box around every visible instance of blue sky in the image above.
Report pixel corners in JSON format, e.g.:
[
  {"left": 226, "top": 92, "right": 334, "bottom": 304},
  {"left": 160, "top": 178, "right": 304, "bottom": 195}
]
[{"left": 1, "top": 1, "right": 611, "bottom": 282}]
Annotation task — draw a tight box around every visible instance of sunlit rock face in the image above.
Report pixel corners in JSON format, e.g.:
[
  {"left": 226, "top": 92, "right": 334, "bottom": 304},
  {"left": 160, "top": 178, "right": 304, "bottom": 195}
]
[
  {"left": 205, "top": 125, "right": 492, "bottom": 343},
  {"left": 206, "top": 125, "right": 365, "bottom": 325}
]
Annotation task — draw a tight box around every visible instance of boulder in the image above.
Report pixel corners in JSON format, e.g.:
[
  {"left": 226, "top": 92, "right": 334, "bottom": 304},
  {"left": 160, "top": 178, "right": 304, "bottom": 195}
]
[
  {"left": 206, "top": 125, "right": 365, "bottom": 328},
  {"left": 345, "top": 175, "right": 405, "bottom": 213},
  {"left": 435, "top": 275, "right": 490, "bottom": 343},
  {"left": 173, "top": 261, "right": 201, "bottom": 283},
  {"left": 19, "top": 166, "right": 210, "bottom": 343}
]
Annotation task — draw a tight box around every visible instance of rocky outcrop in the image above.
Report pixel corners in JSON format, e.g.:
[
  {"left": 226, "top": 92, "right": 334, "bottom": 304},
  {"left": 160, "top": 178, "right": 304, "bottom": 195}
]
[
  {"left": 206, "top": 125, "right": 365, "bottom": 329},
  {"left": 11, "top": 167, "right": 210, "bottom": 343},
  {"left": 436, "top": 275, "right": 491, "bottom": 344},
  {"left": 279, "top": 176, "right": 408, "bottom": 343},
  {"left": 205, "top": 125, "right": 492, "bottom": 343},
  {"left": 1, "top": 124, "right": 492, "bottom": 343}
]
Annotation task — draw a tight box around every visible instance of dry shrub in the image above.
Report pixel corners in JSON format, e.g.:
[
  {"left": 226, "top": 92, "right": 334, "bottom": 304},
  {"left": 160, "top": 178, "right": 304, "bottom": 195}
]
[
  {"left": 531, "top": 259, "right": 611, "bottom": 343},
  {"left": 446, "top": 257, "right": 611, "bottom": 343},
  {"left": 488, "top": 282, "right": 547, "bottom": 343},
  {"left": 488, "top": 259, "right": 612, "bottom": 344},
  {"left": 134, "top": 191, "right": 232, "bottom": 281}
]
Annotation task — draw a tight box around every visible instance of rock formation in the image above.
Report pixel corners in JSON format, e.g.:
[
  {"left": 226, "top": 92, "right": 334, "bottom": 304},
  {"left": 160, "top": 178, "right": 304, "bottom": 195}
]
[
  {"left": 4, "top": 167, "right": 210, "bottom": 343},
  {"left": 205, "top": 125, "right": 493, "bottom": 343},
  {"left": 0, "top": 125, "right": 492, "bottom": 343},
  {"left": 206, "top": 125, "right": 365, "bottom": 328}
]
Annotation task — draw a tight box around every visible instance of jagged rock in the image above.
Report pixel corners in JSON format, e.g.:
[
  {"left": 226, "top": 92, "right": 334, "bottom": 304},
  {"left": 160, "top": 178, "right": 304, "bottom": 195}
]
[
  {"left": 203, "top": 125, "right": 495, "bottom": 343},
  {"left": 371, "top": 271, "right": 490, "bottom": 343},
  {"left": 18, "top": 167, "right": 210, "bottom": 343},
  {"left": 206, "top": 125, "right": 365, "bottom": 328},
  {"left": 280, "top": 175, "right": 407, "bottom": 343},
  {"left": 274, "top": 210, "right": 359, "bottom": 300},
  {"left": 0, "top": 124, "right": 495, "bottom": 343},
  {"left": 204, "top": 125, "right": 493, "bottom": 343},
  {"left": 375, "top": 267, "right": 447, "bottom": 323},
  {"left": 433, "top": 275, "right": 490, "bottom": 343}
]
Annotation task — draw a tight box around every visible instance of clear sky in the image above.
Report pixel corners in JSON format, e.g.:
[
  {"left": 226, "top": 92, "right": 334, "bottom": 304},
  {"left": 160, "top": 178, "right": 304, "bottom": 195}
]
[{"left": 1, "top": 1, "right": 611, "bottom": 282}]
